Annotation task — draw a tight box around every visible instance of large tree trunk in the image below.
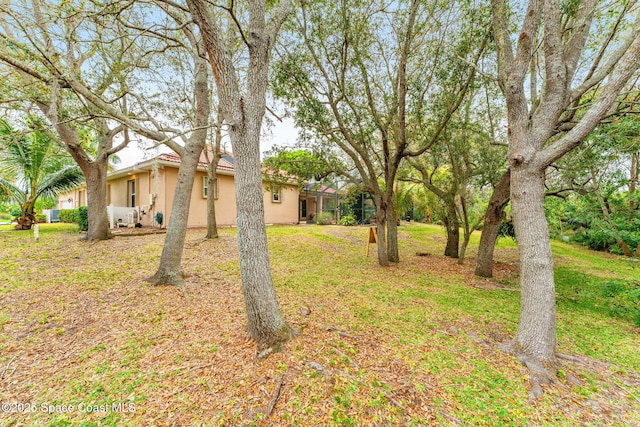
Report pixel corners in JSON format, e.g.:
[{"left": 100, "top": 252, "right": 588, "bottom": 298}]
[
  {"left": 385, "top": 193, "right": 399, "bottom": 263},
  {"left": 41, "top": 106, "right": 116, "bottom": 241},
  {"left": 510, "top": 165, "right": 557, "bottom": 387},
  {"left": 443, "top": 199, "right": 459, "bottom": 258},
  {"left": 230, "top": 122, "right": 293, "bottom": 348},
  {"left": 186, "top": 0, "right": 293, "bottom": 349},
  {"left": 475, "top": 170, "right": 510, "bottom": 277},
  {"left": 374, "top": 196, "right": 389, "bottom": 267},
  {"left": 83, "top": 161, "right": 111, "bottom": 241}
]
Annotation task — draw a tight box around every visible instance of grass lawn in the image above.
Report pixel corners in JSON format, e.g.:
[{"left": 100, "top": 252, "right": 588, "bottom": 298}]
[{"left": 0, "top": 222, "right": 638, "bottom": 426}]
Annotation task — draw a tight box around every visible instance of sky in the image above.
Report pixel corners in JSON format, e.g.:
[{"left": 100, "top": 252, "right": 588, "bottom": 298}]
[{"left": 115, "top": 117, "right": 300, "bottom": 169}]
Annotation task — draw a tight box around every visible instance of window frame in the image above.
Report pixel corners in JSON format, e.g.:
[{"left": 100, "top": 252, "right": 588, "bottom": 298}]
[{"left": 203, "top": 176, "right": 219, "bottom": 199}]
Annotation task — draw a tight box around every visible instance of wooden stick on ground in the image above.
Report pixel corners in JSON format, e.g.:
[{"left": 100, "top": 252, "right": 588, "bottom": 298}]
[{"left": 264, "top": 375, "right": 285, "bottom": 419}]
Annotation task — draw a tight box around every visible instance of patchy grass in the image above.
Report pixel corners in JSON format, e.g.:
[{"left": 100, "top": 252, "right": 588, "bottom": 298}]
[{"left": 0, "top": 223, "right": 638, "bottom": 426}]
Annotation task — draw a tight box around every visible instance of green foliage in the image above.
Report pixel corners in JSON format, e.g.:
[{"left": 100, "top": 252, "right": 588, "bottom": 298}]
[
  {"left": 35, "top": 213, "right": 46, "bottom": 223},
  {"left": 497, "top": 220, "right": 516, "bottom": 240},
  {"left": 316, "top": 212, "right": 334, "bottom": 225},
  {"left": 263, "top": 148, "right": 338, "bottom": 188},
  {"left": 556, "top": 267, "right": 640, "bottom": 326},
  {"left": 0, "top": 117, "right": 83, "bottom": 229},
  {"left": 545, "top": 194, "right": 640, "bottom": 254},
  {"left": 339, "top": 214, "right": 357, "bottom": 226},
  {"left": 77, "top": 206, "right": 88, "bottom": 231},
  {"left": 154, "top": 212, "right": 163, "bottom": 226},
  {"left": 545, "top": 116, "right": 640, "bottom": 255},
  {"left": 59, "top": 209, "right": 79, "bottom": 224}
]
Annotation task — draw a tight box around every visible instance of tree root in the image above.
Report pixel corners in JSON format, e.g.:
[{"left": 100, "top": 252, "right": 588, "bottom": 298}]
[
  {"left": 146, "top": 269, "right": 185, "bottom": 287},
  {"left": 497, "top": 339, "right": 557, "bottom": 400}
]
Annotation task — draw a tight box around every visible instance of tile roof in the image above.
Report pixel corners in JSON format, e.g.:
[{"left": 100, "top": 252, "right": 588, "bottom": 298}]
[{"left": 155, "top": 150, "right": 235, "bottom": 172}]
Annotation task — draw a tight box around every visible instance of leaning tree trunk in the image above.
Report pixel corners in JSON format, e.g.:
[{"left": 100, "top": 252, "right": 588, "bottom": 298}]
[
  {"left": 82, "top": 161, "right": 111, "bottom": 241},
  {"left": 475, "top": 170, "right": 510, "bottom": 277},
  {"left": 443, "top": 199, "right": 460, "bottom": 258},
  {"left": 148, "top": 58, "right": 209, "bottom": 286},
  {"left": 148, "top": 146, "right": 204, "bottom": 285},
  {"left": 510, "top": 165, "right": 557, "bottom": 388},
  {"left": 458, "top": 232, "right": 471, "bottom": 265}
]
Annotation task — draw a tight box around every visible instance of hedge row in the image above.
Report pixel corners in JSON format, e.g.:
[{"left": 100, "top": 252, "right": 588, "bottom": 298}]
[{"left": 58, "top": 207, "right": 88, "bottom": 231}]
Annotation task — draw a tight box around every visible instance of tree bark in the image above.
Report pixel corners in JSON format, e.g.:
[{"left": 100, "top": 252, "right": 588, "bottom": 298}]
[
  {"left": 46, "top": 121, "right": 117, "bottom": 241},
  {"left": 443, "top": 199, "right": 460, "bottom": 258},
  {"left": 385, "top": 193, "right": 399, "bottom": 263},
  {"left": 205, "top": 114, "right": 223, "bottom": 239},
  {"left": 475, "top": 169, "right": 510, "bottom": 277},
  {"left": 374, "top": 195, "right": 389, "bottom": 267},
  {"left": 231, "top": 122, "right": 293, "bottom": 347},
  {"left": 511, "top": 165, "right": 557, "bottom": 384},
  {"left": 187, "top": 0, "right": 293, "bottom": 348},
  {"left": 148, "top": 58, "right": 210, "bottom": 286},
  {"left": 82, "top": 161, "right": 111, "bottom": 241},
  {"left": 205, "top": 169, "right": 219, "bottom": 239},
  {"left": 148, "top": 146, "right": 204, "bottom": 285},
  {"left": 488, "top": 0, "right": 640, "bottom": 394}
]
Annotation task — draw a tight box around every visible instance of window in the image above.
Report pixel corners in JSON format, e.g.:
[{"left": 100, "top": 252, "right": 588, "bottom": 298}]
[
  {"left": 272, "top": 189, "right": 281, "bottom": 203},
  {"left": 127, "top": 179, "right": 136, "bottom": 207},
  {"left": 203, "top": 176, "right": 218, "bottom": 199}
]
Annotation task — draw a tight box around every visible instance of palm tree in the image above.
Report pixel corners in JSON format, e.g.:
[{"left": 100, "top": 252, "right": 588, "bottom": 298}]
[{"left": 0, "top": 119, "right": 84, "bottom": 230}]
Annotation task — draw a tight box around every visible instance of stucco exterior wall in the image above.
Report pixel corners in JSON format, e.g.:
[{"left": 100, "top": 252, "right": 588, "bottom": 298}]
[
  {"left": 57, "top": 188, "right": 86, "bottom": 209},
  {"left": 61, "top": 161, "right": 301, "bottom": 228},
  {"left": 264, "top": 185, "right": 299, "bottom": 225}
]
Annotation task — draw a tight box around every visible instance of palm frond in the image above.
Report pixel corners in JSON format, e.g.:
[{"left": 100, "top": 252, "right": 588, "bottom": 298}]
[
  {"left": 0, "top": 176, "right": 25, "bottom": 203},
  {"left": 35, "top": 166, "right": 85, "bottom": 201}
]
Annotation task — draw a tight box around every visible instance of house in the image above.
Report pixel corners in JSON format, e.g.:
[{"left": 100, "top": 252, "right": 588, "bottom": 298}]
[{"left": 56, "top": 151, "right": 301, "bottom": 228}]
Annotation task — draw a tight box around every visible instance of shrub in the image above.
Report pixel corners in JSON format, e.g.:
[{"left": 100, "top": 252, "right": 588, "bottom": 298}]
[
  {"left": 573, "top": 228, "right": 616, "bottom": 252},
  {"left": 78, "top": 206, "right": 88, "bottom": 231},
  {"left": 58, "top": 209, "right": 79, "bottom": 224},
  {"left": 316, "top": 212, "right": 334, "bottom": 225},
  {"left": 10, "top": 207, "right": 21, "bottom": 218},
  {"left": 35, "top": 213, "right": 47, "bottom": 223},
  {"left": 339, "top": 214, "right": 357, "bottom": 226}
]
